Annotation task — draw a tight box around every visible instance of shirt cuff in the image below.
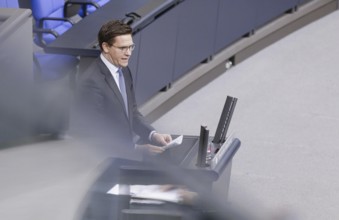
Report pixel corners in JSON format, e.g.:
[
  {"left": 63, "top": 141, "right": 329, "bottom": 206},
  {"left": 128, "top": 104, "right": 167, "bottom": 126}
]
[{"left": 149, "top": 130, "right": 156, "bottom": 142}]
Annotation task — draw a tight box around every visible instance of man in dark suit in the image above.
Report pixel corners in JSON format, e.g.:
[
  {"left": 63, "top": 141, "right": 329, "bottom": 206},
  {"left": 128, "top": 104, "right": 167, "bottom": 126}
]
[{"left": 73, "top": 20, "right": 172, "bottom": 157}]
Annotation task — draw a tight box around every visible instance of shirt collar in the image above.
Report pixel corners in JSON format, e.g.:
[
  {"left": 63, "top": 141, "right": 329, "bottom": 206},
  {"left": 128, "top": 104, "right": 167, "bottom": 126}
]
[{"left": 100, "top": 53, "right": 119, "bottom": 74}]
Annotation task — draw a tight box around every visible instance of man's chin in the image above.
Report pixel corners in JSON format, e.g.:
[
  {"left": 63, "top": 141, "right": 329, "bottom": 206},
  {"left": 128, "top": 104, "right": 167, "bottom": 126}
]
[{"left": 120, "top": 61, "right": 129, "bottom": 67}]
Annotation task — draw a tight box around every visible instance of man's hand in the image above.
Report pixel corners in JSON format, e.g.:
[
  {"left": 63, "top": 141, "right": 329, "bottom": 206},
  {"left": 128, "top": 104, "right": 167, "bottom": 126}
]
[
  {"left": 159, "top": 184, "right": 198, "bottom": 205},
  {"left": 151, "top": 132, "right": 172, "bottom": 146},
  {"left": 135, "top": 144, "right": 165, "bottom": 155}
]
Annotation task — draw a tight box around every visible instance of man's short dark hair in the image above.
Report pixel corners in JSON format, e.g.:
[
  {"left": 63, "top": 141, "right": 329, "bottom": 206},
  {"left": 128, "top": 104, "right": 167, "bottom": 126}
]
[{"left": 98, "top": 20, "right": 133, "bottom": 51}]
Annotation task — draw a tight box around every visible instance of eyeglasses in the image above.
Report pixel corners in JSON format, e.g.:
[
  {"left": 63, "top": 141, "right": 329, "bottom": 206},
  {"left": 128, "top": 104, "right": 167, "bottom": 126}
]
[{"left": 112, "top": 44, "right": 135, "bottom": 52}]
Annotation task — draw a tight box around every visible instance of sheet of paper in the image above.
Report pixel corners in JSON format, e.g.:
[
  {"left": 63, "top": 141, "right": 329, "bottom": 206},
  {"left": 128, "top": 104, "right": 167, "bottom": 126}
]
[
  {"left": 107, "top": 184, "right": 181, "bottom": 203},
  {"left": 163, "top": 135, "right": 183, "bottom": 150}
]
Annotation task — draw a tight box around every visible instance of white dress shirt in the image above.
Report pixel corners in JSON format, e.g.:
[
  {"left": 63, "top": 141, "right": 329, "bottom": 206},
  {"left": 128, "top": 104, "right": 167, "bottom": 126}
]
[{"left": 100, "top": 53, "right": 121, "bottom": 90}]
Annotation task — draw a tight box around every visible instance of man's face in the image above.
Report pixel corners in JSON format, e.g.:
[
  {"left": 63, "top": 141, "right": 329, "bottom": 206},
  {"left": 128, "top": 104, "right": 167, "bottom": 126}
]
[{"left": 102, "top": 34, "right": 134, "bottom": 68}]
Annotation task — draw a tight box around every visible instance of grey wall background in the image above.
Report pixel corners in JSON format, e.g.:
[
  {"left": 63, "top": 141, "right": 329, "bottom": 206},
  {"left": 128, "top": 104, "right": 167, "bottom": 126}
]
[{"left": 152, "top": 8, "right": 339, "bottom": 220}]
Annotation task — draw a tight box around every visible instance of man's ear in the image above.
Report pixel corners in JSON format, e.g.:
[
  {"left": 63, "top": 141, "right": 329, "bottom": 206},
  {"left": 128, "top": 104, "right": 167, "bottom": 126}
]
[{"left": 102, "top": 42, "right": 110, "bottom": 53}]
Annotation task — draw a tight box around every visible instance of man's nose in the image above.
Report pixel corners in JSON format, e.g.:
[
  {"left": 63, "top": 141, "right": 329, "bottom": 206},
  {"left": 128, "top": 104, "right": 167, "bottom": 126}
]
[{"left": 125, "top": 49, "right": 132, "bottom": 55}]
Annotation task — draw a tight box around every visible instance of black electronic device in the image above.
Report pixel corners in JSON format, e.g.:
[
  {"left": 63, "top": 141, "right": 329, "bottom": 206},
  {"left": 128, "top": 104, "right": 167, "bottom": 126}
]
[
  {"left": 196, "top": 125, "right": 209, "bottom": 167},
  {"left": 193, "top": 96, "right": 238, "bottom": 168},
  {"left": 212, "top": 96, "right": 237, "bottom": 145}
]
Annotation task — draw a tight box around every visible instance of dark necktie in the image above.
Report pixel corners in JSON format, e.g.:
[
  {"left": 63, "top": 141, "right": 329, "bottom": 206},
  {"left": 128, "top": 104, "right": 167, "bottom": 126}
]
[{"left": 118, "top": 68, "right": 128, "bottom": 116}]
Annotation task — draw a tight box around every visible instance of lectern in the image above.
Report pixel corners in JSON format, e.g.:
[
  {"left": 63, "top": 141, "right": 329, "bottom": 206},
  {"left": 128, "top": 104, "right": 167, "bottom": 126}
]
[{"left": 75, "top": 96, "right": 241, "bottom": 220}]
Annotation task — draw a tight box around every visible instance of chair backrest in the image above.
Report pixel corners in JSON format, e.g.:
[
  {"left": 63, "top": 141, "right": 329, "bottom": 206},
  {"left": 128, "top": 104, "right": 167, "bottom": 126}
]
[
  {"left": 0, "top": 0, "right": 19, "bottom": 8},
  {"left": 30, "top": 0, "right": 74, "bottom": 45},
  {"left": 31, "top": 0, "right": 65, "bottom": 28}
]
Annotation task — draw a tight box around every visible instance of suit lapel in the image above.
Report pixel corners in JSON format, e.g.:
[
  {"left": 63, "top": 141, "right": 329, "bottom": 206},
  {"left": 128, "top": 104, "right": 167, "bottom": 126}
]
[{"left": 97, "top": 59, "right": 129, "bottom": 118}]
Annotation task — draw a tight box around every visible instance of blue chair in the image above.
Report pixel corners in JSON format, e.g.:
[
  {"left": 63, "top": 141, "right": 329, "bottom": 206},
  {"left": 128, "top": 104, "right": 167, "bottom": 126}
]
[
  {"left": 33, "top": 50, "right": 79, "bottom": 81},
  {"left": 30, "top": 0, "right": 74, "bottom": 47},
  {"left": 33, "top": 51, "right": 78, "bottom": 138},
  {"left": 29, "top": 0, "right": 80, "bottom": 80},
  {"left": 78, "top": 0, "right": 110, "bottom": 17},
  {"left": 30, "top": 0, "right": 107, "bottom": 46},
  {"left": 29, "top": 0, "right": 81, "bottom": 137},
  {"left": 32, "top": 44, "right": 79, "bottom": 138}
]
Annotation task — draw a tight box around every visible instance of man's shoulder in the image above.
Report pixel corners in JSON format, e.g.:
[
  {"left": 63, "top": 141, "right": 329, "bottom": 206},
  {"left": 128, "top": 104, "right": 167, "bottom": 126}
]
[{"left": 79, "top": 58, "right": 105, "bottom": 81}]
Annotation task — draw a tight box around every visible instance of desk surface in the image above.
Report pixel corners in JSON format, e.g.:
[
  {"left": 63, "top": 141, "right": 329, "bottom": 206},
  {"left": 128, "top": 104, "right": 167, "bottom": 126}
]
[{"left": 44, "top": 0, "right": 177, "bottom": 57}]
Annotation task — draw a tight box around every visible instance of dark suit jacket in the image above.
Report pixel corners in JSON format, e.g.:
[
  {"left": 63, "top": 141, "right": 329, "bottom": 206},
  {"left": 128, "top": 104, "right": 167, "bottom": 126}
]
[{"left": 72, "top": 57, "right": 154, "bottom": 150}]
